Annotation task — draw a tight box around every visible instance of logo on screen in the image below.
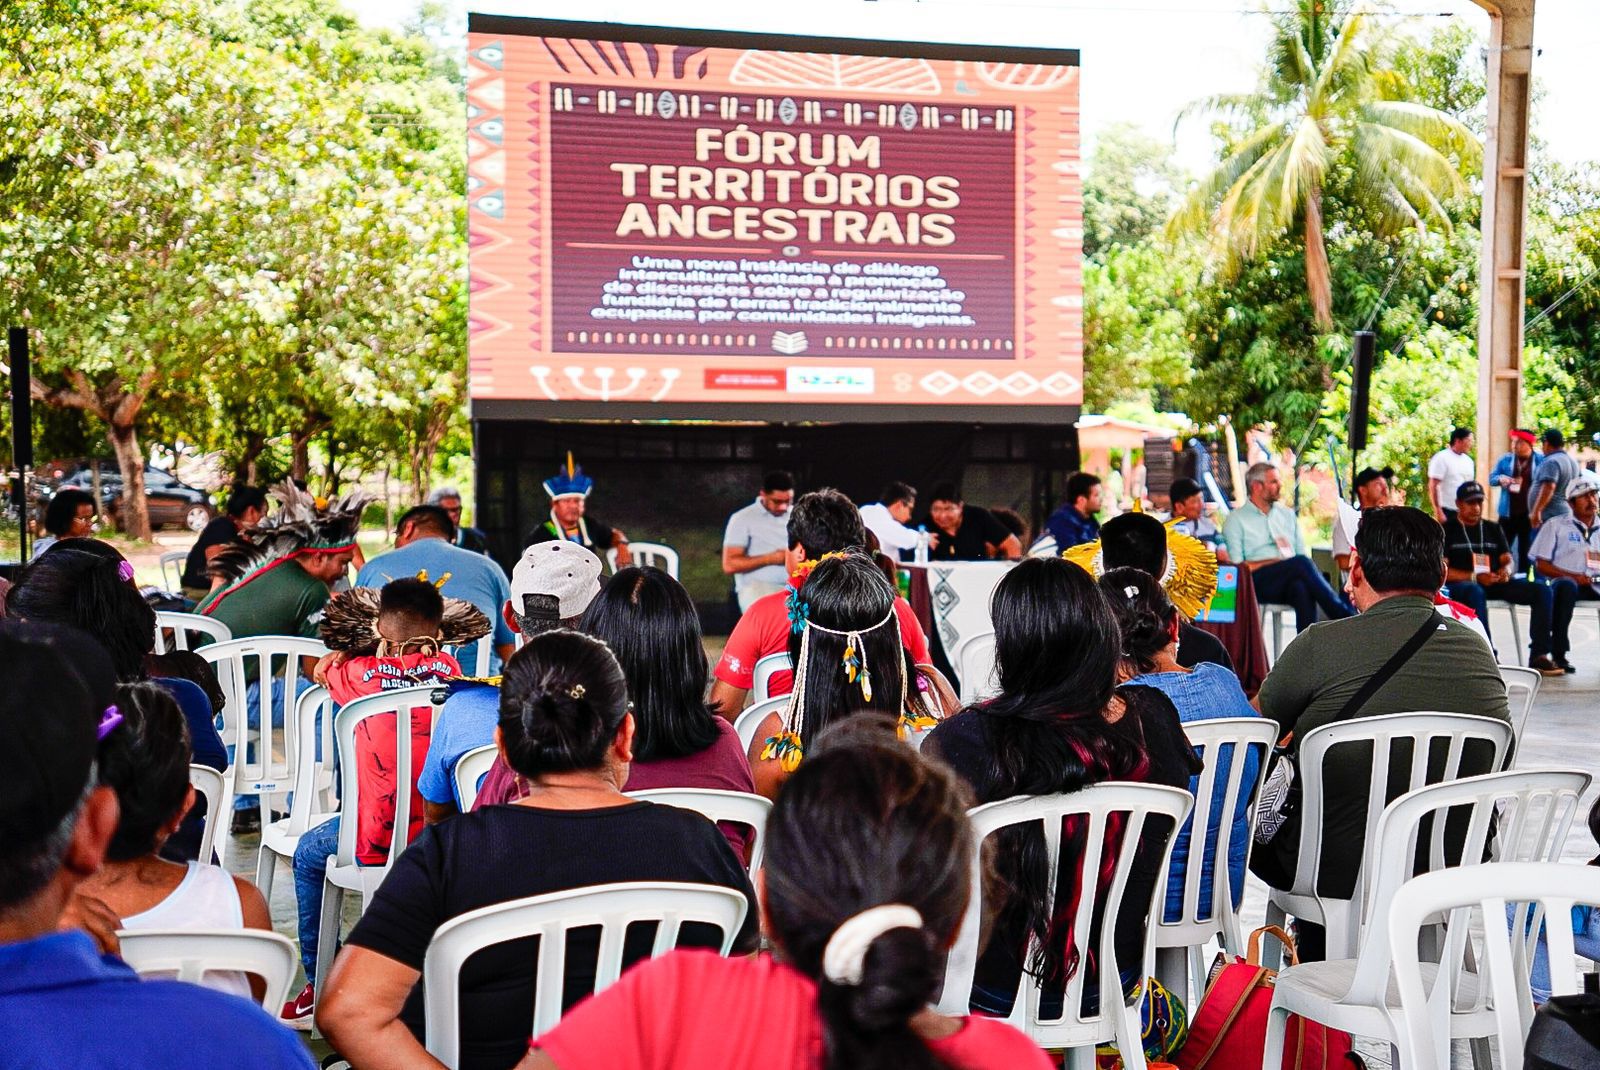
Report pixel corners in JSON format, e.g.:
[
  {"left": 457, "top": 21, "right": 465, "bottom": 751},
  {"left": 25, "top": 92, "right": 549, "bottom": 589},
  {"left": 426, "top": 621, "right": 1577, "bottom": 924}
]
[
  {"left": 787, "top": 367, "right": 874, "bottom": 394},
  {"left": 771, "top": 331, "right": 808, "bottom": 355}
]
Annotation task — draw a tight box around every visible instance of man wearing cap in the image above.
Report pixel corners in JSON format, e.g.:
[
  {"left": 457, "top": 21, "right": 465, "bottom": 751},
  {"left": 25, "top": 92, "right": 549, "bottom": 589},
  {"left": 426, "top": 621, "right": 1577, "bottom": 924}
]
[
  {"left": 1333, "top": 467, "right": 1393, "bottom": 578},
  {"left": 1530, "top": 428, "right": 1581, "bottom": 530},
  {"left": 0, "top": 621, "right": 314, "bottom": 1067},
  {"left": 1443, "top": 482, "right": 1561, "bottom": 674},
  {"left": 1427, "top": 427, "right": 1476, "bottom": 523},
  {"left": 1490, "top": 429, "right": 1540, "bottom": 575},
  {"left": 418, "top": 541, "right": 605, "bottom": 823},
  {"left": 722, "top": 471, "right": 796, "bottom": 613},
  {"left": 1531, "top": 474, "right": 1600, "bottom": 673},
  {"left": 524, "top": 454, "right": 631, "bottom": 567},
  {"left": 1168, "top": 477, "right": 1226, "bottom": 560}
]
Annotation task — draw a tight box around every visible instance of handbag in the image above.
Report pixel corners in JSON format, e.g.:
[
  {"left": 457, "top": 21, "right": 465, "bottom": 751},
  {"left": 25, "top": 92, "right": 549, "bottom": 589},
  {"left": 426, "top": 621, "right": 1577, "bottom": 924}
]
[
  {"left": 1174, "top": 926, "right": 1361, "bottom": 1070},
  {"left": 1254, "top": 612, "right": 1442, "bottom": 845},
  {"left": 1525, "top": 974, "right": 1600, "bottom": 1070}
]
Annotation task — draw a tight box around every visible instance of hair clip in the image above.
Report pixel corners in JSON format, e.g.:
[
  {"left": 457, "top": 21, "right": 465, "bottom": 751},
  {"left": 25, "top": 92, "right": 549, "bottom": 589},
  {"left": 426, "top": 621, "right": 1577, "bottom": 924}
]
[
  {"left": 117, "top": 561, "right": 136, "bottom": 582},
  {"left": 97, "top": 705, "right": 123, "bottom": 741},
  {"left": 786, "top": 587, "right": 811, "bottom": 635},
  {"left": 1123, "top": 585, "right": 1140, "bottom": 599},
  {"left": 568, "top": 684, "right": 586, "bottom": 699}
]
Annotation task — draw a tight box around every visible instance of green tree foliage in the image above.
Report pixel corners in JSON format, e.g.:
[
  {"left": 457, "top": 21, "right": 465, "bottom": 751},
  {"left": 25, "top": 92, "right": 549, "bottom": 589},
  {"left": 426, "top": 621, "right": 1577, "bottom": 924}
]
[
  {"left": 1083, "top": 243, "right": 1197, "bottom": 411},
  {"left": 1083, "top": 123, "right": 1184, "bottom": 260}
]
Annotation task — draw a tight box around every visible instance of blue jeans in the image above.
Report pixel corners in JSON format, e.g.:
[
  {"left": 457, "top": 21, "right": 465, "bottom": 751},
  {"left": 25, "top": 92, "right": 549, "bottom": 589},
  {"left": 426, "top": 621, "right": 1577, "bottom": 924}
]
[
  {"left": 1511, "top": 902, "right": 1600, "bottom": 1002},
  {"left": 1251, "top": 556, "right": 1354, "bottom": 633},
  {"left": 1444, "top": 578, "right": 1554, "bottom": 658},
  {"left": 292, "top": 816, "right": 341, "bottom": 980},
  {"left": 1549, "top": 579, "right": 1600, "bottom": 661},
  {"left": 231, "top": 674, "right": 318, "bottom": 813}
]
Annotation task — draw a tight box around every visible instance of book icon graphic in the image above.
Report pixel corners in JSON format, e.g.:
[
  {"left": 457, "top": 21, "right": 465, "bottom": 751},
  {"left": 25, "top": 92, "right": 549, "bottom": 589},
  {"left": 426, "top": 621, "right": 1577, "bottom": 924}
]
[{"left": 772, "top": 331, "right": 808, "bottom": 355}]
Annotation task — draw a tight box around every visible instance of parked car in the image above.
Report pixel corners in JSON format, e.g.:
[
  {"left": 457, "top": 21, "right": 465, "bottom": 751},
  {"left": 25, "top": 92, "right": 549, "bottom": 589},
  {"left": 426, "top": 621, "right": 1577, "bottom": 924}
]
[{"left": 54, "top": 463, "right": 215, "bottom": 532}]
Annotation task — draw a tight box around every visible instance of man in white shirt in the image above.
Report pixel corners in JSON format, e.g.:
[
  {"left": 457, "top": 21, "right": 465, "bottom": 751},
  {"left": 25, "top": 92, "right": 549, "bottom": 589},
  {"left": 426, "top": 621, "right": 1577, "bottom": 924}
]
[
  {"left": 1531, "top": 473, "right": 1600, "bottom": 673},
  {"left": 859, "top": 481, "right": 925, "bottom": 561},
  {"left": 1427, "top": 427, "right": 1475, "bottom": 523},
  {"left": 721, "top": 471, "right": 795, "bottom": 613}
]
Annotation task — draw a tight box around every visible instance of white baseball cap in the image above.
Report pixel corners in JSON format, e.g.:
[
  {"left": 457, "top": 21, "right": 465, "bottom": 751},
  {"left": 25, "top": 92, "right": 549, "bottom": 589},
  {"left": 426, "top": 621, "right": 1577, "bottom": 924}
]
[
  {"left": 510, "top": 541, "right": 603, "bottom": 627},
  {"left": 1566, "top": 474, "right": 1600, "bottom": 501}
]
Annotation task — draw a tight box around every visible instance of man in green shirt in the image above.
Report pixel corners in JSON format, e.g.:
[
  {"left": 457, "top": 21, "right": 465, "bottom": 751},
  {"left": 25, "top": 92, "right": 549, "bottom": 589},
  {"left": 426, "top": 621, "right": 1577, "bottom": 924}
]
[
  {"left": 1250, "top": 506, "right": 1510, "bottom": 960},
  {"left": 1222, "top": 462, "right": 1353, "bottom": 633}
]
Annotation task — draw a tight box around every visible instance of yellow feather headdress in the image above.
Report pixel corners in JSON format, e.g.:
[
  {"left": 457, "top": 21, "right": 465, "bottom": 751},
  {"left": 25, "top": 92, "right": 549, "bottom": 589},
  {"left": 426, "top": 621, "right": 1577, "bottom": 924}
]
[{"left": 1061, "top": 518, "right": 1220, "bottom": 619}]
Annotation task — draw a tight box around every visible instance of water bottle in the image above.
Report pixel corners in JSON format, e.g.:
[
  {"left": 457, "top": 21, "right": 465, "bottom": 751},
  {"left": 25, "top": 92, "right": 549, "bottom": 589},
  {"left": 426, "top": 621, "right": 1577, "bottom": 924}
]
[{"left": 914, "top": 525, "right": 930, "bottom": 565}]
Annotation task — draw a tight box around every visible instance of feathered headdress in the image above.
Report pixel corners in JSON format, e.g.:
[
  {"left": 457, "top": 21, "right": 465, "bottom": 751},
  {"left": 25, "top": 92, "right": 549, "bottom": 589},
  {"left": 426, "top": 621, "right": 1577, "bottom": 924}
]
[
  {"left": 319, "top": 573, "right": 492, "bottom": 655},
  {"left": 542, "top": 451, "right": 593, "bottom": 501},
  {"left": 208, "top": 481, "right": 373, "bottom": 588},
  {"left": 1062, "top": 518, "right": 1220, "bottom": 619}
]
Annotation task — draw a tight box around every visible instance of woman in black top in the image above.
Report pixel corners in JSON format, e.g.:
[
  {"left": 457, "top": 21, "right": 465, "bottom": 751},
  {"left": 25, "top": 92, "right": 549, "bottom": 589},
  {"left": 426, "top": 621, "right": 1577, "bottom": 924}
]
[
  {"left": 317, "top": 630, "right": 757, "bottom": 1070},
  {"left": 923, "top": 557, "right": 1199, "bottom": 1019}
]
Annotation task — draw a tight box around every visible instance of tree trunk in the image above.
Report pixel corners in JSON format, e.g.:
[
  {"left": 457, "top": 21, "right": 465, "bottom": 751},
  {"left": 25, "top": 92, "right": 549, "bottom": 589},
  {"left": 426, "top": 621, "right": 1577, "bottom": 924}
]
[
  {"left": 1304, "top": 187, "right": 1335, "bottom": 333},
  {"left": 234, "top": 432, "right": 267, "bottom": 485},
  {"left": 107, "top": 421, "right": 151, "bottom": 540}
]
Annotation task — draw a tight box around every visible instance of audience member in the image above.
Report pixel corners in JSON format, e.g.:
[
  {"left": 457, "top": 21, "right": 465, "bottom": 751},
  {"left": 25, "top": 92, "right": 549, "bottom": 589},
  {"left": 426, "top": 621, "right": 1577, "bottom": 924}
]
[
  {"left": 355, "top": 503, "right": 515, "bottom": 674},
  {"left": 923, "top": 482, "right": 1023, "bottom": 561},
  {"left": 1222, "top": 462, "right": 1352, "bottom": 633},
  {"left": 1532, "top": 473, "right": 1600, "bottom": 674},
  {"left": 1101, "top": 569, "right": 1261, "bottom": 923},
  {"left": 1333, "top": 466, "right": 1392, "bottom": 576},
  {"left": 1427, "top": 427, "right": 1475, "bottom": 523},
  {"left": 1251, "top": 506, "right": 1511, "bottom": 960},
  {"left": 709, "top": 489, "right": 930, "bottom": 714},
  {"left": 1522, "top": 796, "right": 1600, "bottom": 1003},
  {"left": 426, "top": 485, "right": 490, "bottom": 555},
  {"left": 1095, "top": 510, "right": 1234, "bottom": 672},
  {"left": 989, "top": 506, "right": 1029, "bottom": 549},
  {"left": 525, "top": 453, "right": 631, "bottom": 567},
  {"left": 1531, "top": 427, "right": 1580, "bottom": 528},
  {"left": 32, "top": 487, "right": 97, "bottom": 559},
  {"left": 6, "top": 544, "right": 228, "bottom": 861},
  {"left": 721, "top": 470, "right": 795, "bottom": 612},
  {"left": 859, "top": 480, "right": 925, "bottom": 560},
  {"left": 473, "top": 568, "right": 757, "bottom": 861},
  {"left": 1167, "top": 477, "right": 1225, "bottom": 560},
  {"left": 746, "top": 553, "right": 953, "bottom": 800},
  {"left": 1442, "top": 481, "right": 1560, "bottom": 673},
  {"left": 922, "top": 557, "right": 1197, "bottom": 1058},
  {"left": 0, "top": 621, "right": 313, "bottom": 1069},
  {"left": 316, "top": 629, "right": 757, "bottom": 1070},
  {"left": 526, "top": 722, "right": 1052, "bottom": 1070},
  {"left": 181, "top": 485, "right": 266, "bottom": 600},
  {"left": 419, "top": 541, "right": 604, "bottom": 822},
  {"left": 1490, "top": 428, "right": 1539, "bottom": 575},
  {"left": 81, "top": 682, "right": 272, "bottom": 1001},
  {"left": 1045, "top": 471, "right": 1102, "bottom": 551}
]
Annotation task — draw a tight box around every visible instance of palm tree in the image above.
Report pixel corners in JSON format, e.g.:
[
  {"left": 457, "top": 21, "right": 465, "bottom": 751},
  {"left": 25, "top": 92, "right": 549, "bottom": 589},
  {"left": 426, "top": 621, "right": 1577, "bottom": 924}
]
[{"left": 1168, "top": 0, "right": 1479, "bottom": 331}]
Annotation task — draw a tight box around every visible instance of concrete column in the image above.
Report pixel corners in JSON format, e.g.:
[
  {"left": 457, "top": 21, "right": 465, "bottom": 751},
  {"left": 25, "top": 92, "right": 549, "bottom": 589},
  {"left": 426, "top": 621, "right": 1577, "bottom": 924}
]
[{"left": 1473, "top": 0, "right": 1536, "bottom": 481}]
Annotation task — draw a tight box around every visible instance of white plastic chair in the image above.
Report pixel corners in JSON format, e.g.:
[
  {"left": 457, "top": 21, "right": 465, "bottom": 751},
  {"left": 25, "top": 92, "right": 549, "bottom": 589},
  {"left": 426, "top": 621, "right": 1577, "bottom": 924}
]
[
  {"left": 1390, "top": 862, "right": 1600, "bottom": 1070},
  {"left": 256, "top": 684, "right": 338, "bottom": 909},
  {"left": 117, "top": 929, "right": 299, "bottom": 1011},
  {"left": 606, "top": 541, "right": 679, "bottom": 579},
  {"left": 314, "top": 685, "right": 439, "bottom": 995},
  {"left": 627, "top": 788, "right": 772, "bottom": 872},
  {"left": 750, "top": 652, "right": 791, "bottom": 704},
  {"left": 1263, "top": 711, "right": 1515, "bottom": 965},
  {"left": 422, "top": 882, "right": 748, "bottom": 1067},
  {"left": 452, "top": 743, "right": 499, "bottom": 812},
  {"left": 953, "top": 630, "right": 999, "bottom": 706},
  {"left": 936, "top": 782, "right": 1194, "bottom": 1069},
  {"left": 1259, "top": 602, "right": 1294, "bottom": 660},
  {"left": 1499, "top": 664, "right": 1541, "bottom": 748},
  {"left": 188, "top": 764, "right": 228, "bottom": 864},
  {"left": 159, "top": 550, "right": 188, "bottom": 592},
  {"left": 1151, "top": 717, "right": 1278, "bottom": 1005},
  {"left": 1027, "top": 534, "right": 1059, "bottom": 558},
  {"left": 198, "top": 636, "right": 329, "bottom": 817},
  {"left": 154, "top": 611, "right": 232, "bottom": 654},
  {"left": 733, "top": 695, "right": 787, "bottom": 754},
  {"left": 1264, "top": 768, "right": 1590, "bottom": 1070}
]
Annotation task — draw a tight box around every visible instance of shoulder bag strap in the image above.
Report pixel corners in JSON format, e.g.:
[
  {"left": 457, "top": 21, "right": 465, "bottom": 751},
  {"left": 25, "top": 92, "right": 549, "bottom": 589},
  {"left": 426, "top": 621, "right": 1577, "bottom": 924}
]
[{"left": 1334, "top": 611, "right": 1440, "bottom": 722}]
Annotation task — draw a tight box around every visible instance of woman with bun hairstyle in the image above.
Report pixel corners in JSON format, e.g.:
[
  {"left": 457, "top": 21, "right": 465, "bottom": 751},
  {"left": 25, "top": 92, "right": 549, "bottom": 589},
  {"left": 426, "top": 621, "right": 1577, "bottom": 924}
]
[
  {"left": 747, "top": 552, "right": 954, "bottom": 800},
  {"left": 317, "top": 629, "right": 757, "bottom": 1070},
  {"left": 1098, "top": 568, "right": 1263, "bottom": 925},
  {"left": 525, "top": 720, "right": 1052, "bottom": 1070}
]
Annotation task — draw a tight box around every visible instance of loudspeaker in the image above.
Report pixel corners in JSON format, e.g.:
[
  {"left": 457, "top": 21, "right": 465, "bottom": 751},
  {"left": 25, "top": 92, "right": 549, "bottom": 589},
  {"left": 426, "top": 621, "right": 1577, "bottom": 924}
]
[
  {"left": 8, "top": 327, "right": 30, "bottom": 472},
  {"left": 1350, "top": 331, "right": 1375, "bottom": 455}
]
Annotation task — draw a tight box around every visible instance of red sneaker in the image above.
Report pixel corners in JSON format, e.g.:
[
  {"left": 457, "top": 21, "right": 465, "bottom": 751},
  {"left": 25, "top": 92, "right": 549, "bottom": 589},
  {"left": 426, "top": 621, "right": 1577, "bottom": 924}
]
[{"left": 281, "top": 981, "right": 315, "bottom": 1030}]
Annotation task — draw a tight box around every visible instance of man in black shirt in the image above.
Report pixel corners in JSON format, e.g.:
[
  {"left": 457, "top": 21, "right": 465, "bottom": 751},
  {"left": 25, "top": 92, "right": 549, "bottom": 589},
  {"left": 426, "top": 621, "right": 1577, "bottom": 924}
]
[
  {"left": 1100, "top": 511, "right": 1235, "bottom": 673},
  {"left": 1442, "top": 481, "right": 1560, "bottom": 674},
  {"left": 922, "top": 482, "right": 1022, "bottom": 561},
  {"left": 179, "top": 485, "right": 266, "bottom": 601}
]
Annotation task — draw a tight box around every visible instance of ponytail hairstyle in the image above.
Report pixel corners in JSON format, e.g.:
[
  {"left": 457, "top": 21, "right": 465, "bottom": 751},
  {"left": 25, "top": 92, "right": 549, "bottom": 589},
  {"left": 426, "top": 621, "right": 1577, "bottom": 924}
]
[
  {"left": 1098, "top": 567, "right": 1179, "bottom": 675},
  {"left": 764, "top": 719, "right": 977, "bottom": 1070},
  {"left": 7, "top": 545, "right": 156, "bottom": 680},
  {"left": 497, "top": 629, "right": 629, "bottom": 779},
  {"left": 97, "top": 682, "right": 193, "bottom": 862}
]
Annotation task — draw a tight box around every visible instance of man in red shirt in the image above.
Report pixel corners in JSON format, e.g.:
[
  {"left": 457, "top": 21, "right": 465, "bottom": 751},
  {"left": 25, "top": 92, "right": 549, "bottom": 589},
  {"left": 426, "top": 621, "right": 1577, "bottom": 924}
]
[{"left": 709, "top": 489, "right": 930, "bottom": 717}]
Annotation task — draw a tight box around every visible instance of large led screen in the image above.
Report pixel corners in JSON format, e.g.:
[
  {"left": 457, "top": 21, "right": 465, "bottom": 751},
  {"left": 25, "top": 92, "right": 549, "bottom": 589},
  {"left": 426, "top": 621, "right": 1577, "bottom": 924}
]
[{"left": 466, "top": 16, "right": 1082, "bottom": 413}]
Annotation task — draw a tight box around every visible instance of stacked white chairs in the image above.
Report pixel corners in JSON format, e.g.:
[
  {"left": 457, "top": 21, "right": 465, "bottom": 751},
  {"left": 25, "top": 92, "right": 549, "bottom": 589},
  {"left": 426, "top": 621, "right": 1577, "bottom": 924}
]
[
  {"left": 198, "top": 636, "right": 329, "bottom": 819},
  {"left": 153, "top": 611, "right": 232, "bottom": 654},
  {"left": 627, "top": 788, "right": 773, "bottom": 871},
  {"left": 606, "top": 542, "right": 679, "bottom": 579},
  {"left": 1151, "top": 717, "right": 1278, "bottom": 1004},
  {"left": 954, "top": 630, "right": 999, "bottom": 706},
  {"left": 117, "top": 929, "right": 299, "bottom": 1011},
  {"left": 422, "top": 882, "right": 748, "bottom": 1068},
  {"left": 1499, "top": 664, "right": 1542, "bottom": 747},
  {"left": 314, "top": 685, "right": 438, "bottom": 995},
  {"left": 1390, "top": 861, "right": 1600, "bottom": 1070},
  {"left": 1263, "top": 768, "right": 1590, "bottom": 1068},
  {"left": 187, "top": 764, "right": 228, "bottom": 864},
  {"left": 159, "top": 551, "right": 188, "bottom": 593},
  {"left": 750, "top": 652, "right": 791, "bottom": 704},
  {"left": 1263, "top": 711, "right": 1515, "bottom": 965},
  {"left": 256, "top": 685, "right": 339, "bottom": 907},
  {"left": 733, "top": 695, "right": 787, "bottom": 754},
  {"left": 936, "top": 782, "right": 1193, "bottom": 1069},
  {"left": 452, "top": 743, "right": 500, "bottom": 813}
]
